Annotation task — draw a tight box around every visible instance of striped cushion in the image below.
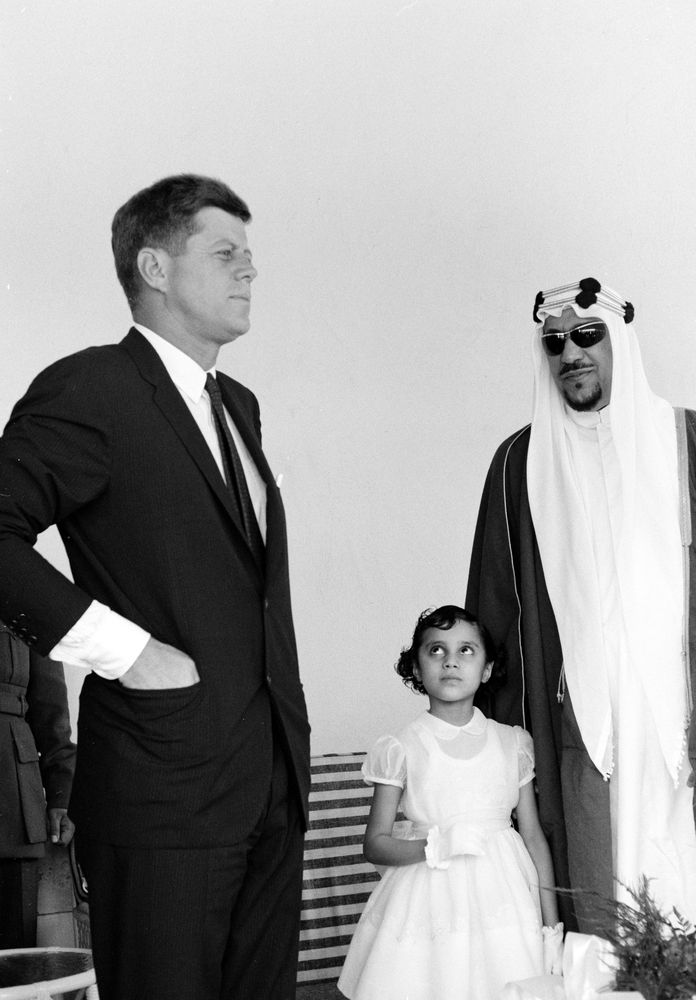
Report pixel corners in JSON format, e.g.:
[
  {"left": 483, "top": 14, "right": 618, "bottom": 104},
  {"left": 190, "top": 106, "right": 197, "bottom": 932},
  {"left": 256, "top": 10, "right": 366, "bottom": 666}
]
[{"left": 297, "top": 753, "right": 379, "bottom": 985}]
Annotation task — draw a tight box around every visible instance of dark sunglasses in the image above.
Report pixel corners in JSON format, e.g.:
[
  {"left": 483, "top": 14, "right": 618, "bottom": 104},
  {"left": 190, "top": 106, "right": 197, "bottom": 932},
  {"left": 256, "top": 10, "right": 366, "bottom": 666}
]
[{"left": 540, "top": 320, "right": 608, "bottom": 357}]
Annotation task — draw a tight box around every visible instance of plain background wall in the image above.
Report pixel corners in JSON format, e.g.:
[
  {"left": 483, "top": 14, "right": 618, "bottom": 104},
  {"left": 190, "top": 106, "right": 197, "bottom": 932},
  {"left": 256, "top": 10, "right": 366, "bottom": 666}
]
[{"left": 3, "top": 0, "right": 696, "bottom": 754}]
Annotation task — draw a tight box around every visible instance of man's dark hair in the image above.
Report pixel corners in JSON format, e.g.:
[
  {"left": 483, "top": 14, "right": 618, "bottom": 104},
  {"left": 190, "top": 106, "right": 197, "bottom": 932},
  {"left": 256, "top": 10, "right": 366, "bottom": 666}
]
[{"left": 111, "top": 174, "right": 251, "bottom": 307}]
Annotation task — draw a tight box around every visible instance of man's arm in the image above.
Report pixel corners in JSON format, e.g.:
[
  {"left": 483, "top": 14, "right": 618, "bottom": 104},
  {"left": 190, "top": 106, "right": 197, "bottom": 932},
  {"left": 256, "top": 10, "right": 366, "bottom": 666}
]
[
  {"left": 0, "top": 352, "right": 198, "bottom": 689},
  {"left": 50, "top": 601, "right": 198, "bottom": 688},
  {"left": 466, "top": 431, "right": 530, "bottom": 723},
  {"left": 26, "top": 650, "right": 76, "bottom": 844},
  {"left": 0, "top": 353, "right": 110, "bottom": 651}
]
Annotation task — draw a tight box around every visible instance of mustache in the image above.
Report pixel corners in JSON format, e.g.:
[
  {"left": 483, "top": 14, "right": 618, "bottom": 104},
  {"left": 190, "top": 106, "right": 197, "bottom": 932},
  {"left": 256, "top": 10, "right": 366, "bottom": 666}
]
[{"left": 559, "top": 360, "right": 593, "bottom": 377}]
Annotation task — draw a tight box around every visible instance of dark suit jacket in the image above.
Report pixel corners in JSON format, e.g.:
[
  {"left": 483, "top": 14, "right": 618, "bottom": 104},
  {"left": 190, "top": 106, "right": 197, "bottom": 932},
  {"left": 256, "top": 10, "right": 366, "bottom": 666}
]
[
  {"left": 0, "top": 626, "right": 75, "bottom": 857},
  {"left": 0, "top": 329, "right": 310, "bottom": 847}
]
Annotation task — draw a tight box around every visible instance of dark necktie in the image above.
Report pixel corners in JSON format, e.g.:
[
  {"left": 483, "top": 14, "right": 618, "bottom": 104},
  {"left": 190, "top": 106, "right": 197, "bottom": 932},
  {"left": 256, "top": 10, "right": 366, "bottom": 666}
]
[{"left": 205, "top": 373, "right": 265, "bottom": 567}]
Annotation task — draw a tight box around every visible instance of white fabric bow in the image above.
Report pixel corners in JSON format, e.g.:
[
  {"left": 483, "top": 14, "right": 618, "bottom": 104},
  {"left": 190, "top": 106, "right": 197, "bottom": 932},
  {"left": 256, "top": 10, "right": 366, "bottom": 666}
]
[{"left": 424, "top": 822, "right": 486, "bottom": 869}]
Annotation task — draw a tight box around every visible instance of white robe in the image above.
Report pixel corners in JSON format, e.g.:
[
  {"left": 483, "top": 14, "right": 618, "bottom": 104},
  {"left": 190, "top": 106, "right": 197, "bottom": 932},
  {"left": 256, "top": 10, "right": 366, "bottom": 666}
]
[{"left": 569, "top": 405, "right": 696, "bottom": 921}]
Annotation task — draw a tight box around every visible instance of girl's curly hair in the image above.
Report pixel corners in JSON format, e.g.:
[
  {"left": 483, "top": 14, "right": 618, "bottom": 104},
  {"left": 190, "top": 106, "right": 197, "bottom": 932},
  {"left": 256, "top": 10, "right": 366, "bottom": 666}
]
[{"left": 395, "top": 605, "right": 506, "bottom": 696}]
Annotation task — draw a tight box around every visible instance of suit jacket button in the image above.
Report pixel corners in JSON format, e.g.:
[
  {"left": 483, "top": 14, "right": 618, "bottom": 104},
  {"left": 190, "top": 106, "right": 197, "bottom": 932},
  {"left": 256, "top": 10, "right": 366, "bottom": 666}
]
[{"left": 266, "top": 674, "right": 272, "bottom": 687}]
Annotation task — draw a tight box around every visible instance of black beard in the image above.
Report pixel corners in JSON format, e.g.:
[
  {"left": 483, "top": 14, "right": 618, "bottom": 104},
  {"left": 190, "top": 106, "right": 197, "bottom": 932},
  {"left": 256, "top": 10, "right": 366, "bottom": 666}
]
[{"left": 562, "top": 380, "right": 602, "bottom": 411}]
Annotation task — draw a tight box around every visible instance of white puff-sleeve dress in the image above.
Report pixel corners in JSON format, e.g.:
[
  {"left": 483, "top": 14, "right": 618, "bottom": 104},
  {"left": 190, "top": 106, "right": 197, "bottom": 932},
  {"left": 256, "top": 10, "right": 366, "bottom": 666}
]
[{"left": 337, "top": 708, "right": 545, "bottom": 1000}]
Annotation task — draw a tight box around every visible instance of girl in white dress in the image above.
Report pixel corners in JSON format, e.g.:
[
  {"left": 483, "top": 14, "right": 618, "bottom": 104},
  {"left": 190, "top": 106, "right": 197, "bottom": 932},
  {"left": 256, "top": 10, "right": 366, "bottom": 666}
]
[{"left": 338, "top": 605, "right": 561, "bottom": 1000}]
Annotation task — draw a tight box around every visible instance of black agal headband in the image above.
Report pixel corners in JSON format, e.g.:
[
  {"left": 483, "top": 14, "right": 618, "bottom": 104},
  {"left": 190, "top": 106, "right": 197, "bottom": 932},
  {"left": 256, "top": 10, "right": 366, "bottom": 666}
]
[{"left": 533, "top": 277, "right": 634, "bottom": 325}]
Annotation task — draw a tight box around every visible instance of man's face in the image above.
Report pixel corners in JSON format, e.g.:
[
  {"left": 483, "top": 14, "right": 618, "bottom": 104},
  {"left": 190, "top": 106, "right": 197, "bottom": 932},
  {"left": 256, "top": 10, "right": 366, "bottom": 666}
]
[
  {"left": 542, "top": 306, "right": 613, "bottom": 411},
  {"left": 161, "top": 206, "right": 257, "bottom": 349}
]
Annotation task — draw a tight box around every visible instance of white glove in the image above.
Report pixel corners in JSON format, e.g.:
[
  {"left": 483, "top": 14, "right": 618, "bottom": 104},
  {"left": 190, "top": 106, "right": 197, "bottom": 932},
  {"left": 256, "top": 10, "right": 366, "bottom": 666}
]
[
  {"left": 424, "top": 823, "right": 486, "bottom": 869},
  {"left": 542, "top": 922, "right": 564, "bottom": 975}
]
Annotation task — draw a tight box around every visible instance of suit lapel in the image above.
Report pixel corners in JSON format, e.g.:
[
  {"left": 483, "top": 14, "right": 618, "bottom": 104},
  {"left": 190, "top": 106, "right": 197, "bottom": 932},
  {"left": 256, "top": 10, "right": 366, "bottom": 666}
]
[{"left": 120, "top": 330, "right": 263, "bottom": 582}]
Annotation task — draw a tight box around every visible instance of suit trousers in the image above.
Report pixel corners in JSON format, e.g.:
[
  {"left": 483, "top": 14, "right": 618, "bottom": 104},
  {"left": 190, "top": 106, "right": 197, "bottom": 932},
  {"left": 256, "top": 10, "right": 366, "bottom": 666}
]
[
  {"left": 78, "top": 739, "right": 304, "bottom": 1000},
  {"left": 560, "top": 690, "right": 613, "bottom": 933}
]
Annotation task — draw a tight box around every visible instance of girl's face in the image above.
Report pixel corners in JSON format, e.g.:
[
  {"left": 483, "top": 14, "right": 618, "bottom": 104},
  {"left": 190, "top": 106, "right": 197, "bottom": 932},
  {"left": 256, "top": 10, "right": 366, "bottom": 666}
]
[{"left": 413, "top": 620, "right": 492, "bottom": 714}]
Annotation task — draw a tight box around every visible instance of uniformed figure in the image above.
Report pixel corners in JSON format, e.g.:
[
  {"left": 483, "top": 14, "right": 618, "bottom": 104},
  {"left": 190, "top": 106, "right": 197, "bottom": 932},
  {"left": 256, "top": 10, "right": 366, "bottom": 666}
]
[{"left": 0, "top": 623, "right": 75, "bottom": 948}]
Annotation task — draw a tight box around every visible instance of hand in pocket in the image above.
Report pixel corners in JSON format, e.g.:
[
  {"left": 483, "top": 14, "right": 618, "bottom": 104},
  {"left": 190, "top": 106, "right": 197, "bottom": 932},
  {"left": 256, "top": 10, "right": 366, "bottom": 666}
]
[{"left": 119, "top": 637, "right": 200, "bottom": 690}]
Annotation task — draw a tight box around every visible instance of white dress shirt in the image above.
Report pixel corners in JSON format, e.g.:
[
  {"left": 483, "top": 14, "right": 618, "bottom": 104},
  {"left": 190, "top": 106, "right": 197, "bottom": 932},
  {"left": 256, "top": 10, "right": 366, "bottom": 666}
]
[{"left": 50, "top": 324, "right": 266, "bottom": 679}]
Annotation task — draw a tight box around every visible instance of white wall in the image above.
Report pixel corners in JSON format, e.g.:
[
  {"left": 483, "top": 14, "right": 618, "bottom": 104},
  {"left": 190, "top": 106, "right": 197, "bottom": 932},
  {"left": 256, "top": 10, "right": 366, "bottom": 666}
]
[{"left": 3, "top": 0, "right": 696, "bottom": 753}]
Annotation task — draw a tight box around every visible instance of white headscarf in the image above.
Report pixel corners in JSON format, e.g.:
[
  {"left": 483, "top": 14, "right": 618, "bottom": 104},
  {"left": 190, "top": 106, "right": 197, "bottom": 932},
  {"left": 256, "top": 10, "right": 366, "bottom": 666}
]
[{"left": 527, "top": 280, "right": 688, "bottom": 783}]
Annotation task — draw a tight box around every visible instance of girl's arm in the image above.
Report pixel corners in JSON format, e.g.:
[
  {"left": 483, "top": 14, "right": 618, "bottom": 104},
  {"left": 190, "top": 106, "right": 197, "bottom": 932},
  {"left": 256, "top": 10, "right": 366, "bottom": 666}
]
[
  {"left": 363, "top": 783, "right": 426, "bottom": 867},
  {"left": 515, "top": 781, "right": 560, "bottom": 926}
]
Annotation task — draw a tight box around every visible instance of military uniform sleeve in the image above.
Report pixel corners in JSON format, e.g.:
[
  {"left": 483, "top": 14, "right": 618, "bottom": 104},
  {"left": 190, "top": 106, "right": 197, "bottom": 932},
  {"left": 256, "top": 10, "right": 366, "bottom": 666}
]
[{"left": 25, "top": 650, "right": 76, "bottom": 811}]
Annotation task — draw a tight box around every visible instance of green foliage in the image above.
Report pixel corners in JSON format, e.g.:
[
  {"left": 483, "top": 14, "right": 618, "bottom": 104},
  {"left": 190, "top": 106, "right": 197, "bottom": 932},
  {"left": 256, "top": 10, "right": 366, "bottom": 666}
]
[{"left": 590, "top": 876, "right": 696, "bottom": 1000}]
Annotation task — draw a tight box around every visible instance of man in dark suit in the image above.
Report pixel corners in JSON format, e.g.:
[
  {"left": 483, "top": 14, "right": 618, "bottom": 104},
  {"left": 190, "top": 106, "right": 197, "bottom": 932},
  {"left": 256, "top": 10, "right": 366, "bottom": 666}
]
[{"left": 0, "top": 174, "right": 311, "bottom": 999}]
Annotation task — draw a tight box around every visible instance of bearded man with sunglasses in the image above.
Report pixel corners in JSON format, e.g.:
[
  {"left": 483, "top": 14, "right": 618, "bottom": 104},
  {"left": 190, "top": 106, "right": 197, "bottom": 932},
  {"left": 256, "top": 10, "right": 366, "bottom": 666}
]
[{"left": 466, "top": 278, "right": 696, "bottom": 931}]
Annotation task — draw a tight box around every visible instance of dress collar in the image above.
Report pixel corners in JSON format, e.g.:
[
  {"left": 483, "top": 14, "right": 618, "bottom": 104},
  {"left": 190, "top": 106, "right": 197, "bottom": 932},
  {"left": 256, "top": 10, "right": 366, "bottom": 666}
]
[{"left": 421, "top": 707, "right": 487, "bottom": 738}]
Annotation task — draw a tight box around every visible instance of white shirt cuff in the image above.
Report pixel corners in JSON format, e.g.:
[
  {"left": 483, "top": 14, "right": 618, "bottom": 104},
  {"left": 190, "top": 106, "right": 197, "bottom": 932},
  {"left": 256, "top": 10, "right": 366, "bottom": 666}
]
[{"left": 49, "top": 601, "right": 150, "bottom": 680}]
